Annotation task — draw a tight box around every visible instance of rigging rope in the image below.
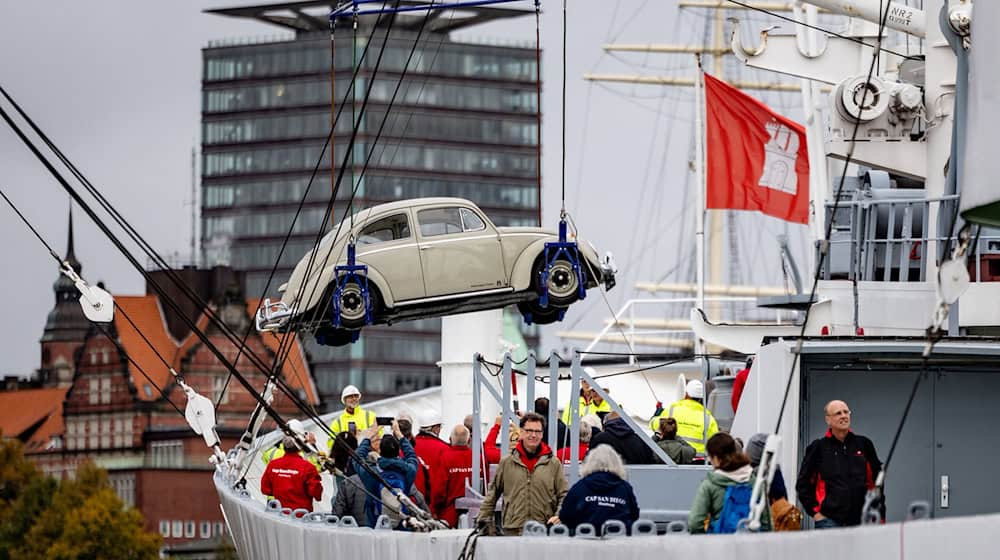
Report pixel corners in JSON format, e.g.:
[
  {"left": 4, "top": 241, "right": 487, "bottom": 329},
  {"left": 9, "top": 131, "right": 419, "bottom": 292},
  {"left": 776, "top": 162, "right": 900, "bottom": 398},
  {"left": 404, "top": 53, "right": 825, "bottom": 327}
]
[
  {"left": 0, "top": 188, "right": 186, "bottom": 417},
  {"left": 0, "top": 85, "right": 321, "bottom": 416}
]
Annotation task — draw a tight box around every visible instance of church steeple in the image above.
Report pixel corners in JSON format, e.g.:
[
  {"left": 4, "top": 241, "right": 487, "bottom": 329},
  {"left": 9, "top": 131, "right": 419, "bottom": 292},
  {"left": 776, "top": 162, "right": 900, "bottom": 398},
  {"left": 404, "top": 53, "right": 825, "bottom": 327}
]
[
  {"left": 64, "top": 204, "right": 81, "bottom": 274},
  {"left": 40, "top": 201, "right": 92, "bottom": 387}
]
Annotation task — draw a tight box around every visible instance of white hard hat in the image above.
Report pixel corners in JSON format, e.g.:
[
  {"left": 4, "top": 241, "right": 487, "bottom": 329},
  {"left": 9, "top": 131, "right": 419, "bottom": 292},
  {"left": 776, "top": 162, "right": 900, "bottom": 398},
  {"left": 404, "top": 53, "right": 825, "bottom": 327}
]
[
  {"left": 418, "top": 409, "right": 442, "bottom": 429},
  {"left": 685, "top": 380, "right": 705, "bottom": 399},
  {"left": 341, "top": 385, "right": 361, "bottom": 403},
  {"left": 287, "top": 419, "right": 306, "bottom": 436}
]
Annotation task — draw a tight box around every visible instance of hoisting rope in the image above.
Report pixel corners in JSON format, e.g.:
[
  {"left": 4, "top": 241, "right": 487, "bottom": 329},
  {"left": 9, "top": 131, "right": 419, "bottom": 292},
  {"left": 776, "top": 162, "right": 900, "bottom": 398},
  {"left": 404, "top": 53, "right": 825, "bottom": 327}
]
[
  {"left": 559, "top": 0, "right": 567, "bottom": 219},
  {"left": 1, "top": 28, "right": 445, "bottom": 533},
  {"left": 213, "top": 0, "right": 398, "bottom": 411},
  {"left": 533, "top": 0, "right": 542, "bottom": 226}
]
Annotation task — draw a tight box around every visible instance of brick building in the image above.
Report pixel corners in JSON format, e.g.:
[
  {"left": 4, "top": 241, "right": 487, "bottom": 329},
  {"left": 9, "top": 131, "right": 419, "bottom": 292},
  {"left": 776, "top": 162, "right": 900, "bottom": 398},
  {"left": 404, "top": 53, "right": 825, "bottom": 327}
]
[{"left": 0, "top": 217, "right": 318, "bottom": 555}]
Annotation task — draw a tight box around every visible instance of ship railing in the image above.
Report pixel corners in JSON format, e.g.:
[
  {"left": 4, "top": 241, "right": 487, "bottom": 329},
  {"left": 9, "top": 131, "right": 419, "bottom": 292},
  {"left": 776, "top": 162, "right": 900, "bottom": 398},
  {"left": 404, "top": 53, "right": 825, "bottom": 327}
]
[
  {"left": 821, "top": 194, "right": 999, "bottom": 282},
  {"left": 468, "top": 352, "right": 710, "bottom": 530}
]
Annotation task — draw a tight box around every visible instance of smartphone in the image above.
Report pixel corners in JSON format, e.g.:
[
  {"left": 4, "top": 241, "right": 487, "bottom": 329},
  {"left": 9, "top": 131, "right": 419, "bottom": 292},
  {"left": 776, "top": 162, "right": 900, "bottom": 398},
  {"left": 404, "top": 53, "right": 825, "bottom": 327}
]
[
  {"left": 376, "top": 416, "right": 393, "bottom": 426},
  {"left": 348, "top": 421, "right": 357, "bottom": 435}
]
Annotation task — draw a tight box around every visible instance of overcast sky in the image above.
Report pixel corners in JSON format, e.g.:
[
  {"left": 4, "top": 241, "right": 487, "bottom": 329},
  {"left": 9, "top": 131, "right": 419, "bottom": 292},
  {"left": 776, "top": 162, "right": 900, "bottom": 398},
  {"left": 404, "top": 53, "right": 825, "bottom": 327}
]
[{"left": 0, "top": 1, "right": 808, "bottom": 376}]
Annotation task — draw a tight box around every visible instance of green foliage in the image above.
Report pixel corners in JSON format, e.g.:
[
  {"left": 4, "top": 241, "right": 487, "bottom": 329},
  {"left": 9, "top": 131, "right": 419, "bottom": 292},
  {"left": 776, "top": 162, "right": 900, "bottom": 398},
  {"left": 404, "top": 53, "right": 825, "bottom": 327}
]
[{"left": 0, "top": 444, "right": 161, "bottom": 560}]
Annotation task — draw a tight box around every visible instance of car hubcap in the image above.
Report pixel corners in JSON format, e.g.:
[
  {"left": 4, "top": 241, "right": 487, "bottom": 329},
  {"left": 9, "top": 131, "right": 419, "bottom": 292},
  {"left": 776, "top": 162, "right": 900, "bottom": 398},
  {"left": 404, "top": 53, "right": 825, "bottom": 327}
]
[
  {"left": 547, "top": 261, "right": 579, "bottom": 300},
  {"left": 339, "top": 284, "right": 366, "bottom": 322}
]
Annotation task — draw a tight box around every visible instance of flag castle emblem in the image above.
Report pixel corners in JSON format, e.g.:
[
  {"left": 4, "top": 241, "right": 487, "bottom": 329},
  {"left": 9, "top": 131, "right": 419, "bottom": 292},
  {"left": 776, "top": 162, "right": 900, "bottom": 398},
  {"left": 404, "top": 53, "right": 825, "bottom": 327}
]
[
  {"left": 758, "top": 120, "right": 800, "bottom": 196},
  {"left": 703, "top": 72, "right": 810, "bottom": 225}
]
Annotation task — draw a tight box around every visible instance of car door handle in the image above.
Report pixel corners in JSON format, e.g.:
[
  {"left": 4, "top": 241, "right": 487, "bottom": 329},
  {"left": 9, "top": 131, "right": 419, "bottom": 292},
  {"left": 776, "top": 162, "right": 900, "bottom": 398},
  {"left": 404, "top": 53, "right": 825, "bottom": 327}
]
[{"left": 420, "top": 246, "right": 433, "bottom": 251}]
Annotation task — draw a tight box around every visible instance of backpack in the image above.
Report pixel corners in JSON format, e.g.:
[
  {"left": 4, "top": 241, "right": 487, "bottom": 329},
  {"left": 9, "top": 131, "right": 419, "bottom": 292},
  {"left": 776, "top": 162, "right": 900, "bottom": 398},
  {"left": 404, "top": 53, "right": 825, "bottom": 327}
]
[
  {"left": 709, "top": 483, "right": 752, "bottom": 534},
  {"left": 770, "top": 497, "right": 803, "bottom": 531},
  {"left": 377, "top": 468, "right": 409, "bottom": 527}
]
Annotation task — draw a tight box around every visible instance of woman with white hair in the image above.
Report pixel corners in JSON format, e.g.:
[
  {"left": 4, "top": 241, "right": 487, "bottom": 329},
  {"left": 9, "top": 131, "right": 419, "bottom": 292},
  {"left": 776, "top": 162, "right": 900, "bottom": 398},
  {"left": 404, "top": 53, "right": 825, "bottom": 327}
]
[{"left": 556, "top": 445, "right": 640, "bottom": 535}]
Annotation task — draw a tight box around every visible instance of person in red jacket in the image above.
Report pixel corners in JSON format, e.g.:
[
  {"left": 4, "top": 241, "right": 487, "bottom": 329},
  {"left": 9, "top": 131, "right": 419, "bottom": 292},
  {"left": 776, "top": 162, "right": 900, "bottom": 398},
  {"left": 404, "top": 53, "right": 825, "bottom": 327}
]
[
  {"left": 413, "top": 411, "right": 450, "bottom": 512},
  {"left": 433, "top": 424, "right": 473, "bottom": 528},
  {"left": 731, "top": 357, "right": 754, "bottom": 413},
  {"left": 260, "top": 436, "right": 323, "bottom": 513},
  {"left": 483, "top": 416, "right": 520, "bottom": 465}
]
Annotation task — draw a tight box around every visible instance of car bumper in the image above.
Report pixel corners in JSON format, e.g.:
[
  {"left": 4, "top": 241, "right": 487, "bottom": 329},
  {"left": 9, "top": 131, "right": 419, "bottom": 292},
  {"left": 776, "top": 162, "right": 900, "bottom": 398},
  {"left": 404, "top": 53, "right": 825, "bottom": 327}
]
[{"left": 255, "top": 298, "right": 295, "bottom": 332}]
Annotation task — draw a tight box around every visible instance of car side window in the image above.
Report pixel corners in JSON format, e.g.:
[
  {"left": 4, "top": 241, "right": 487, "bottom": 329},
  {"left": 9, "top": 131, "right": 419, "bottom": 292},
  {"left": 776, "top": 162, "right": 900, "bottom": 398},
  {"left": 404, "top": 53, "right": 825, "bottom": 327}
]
[
  {"left": 418, "top": 207, "right": 464, "bottom": 237},
  {"left": 460, "top": 208, "right": 486, "bottom": 232},
  {"left": 357, "top": 213, "right": 411, "bottom": 245}
]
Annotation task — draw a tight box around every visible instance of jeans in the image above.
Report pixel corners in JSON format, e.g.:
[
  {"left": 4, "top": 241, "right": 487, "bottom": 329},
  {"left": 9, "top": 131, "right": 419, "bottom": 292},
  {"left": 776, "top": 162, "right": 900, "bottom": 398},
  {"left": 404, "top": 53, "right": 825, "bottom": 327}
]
[{"left": 814, "top": 517, "right": 841, "bottom": 530}]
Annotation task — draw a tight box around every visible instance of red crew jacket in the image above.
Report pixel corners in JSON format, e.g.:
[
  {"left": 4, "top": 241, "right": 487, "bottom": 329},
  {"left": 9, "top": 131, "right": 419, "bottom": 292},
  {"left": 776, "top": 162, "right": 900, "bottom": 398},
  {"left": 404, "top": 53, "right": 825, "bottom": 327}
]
[
  {"left": 556, "top": 442, "right": 590, "bottom": 464},
  {"left": 731, "top": 367, "right": 750, "bottom": 412},
  {"left": 260, "top": 452, "right": 323, "bottom": 512},
  {"left": 432, "top": 445, "right": 473, "bottom": 528},
  {"left": 414, "top": 432, "right": 451, "bottom": 511}
]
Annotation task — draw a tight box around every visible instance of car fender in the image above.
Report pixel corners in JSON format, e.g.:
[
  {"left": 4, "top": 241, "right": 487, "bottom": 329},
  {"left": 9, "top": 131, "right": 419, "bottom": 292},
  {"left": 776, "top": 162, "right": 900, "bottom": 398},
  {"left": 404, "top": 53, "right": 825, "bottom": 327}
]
[
  {"left": 509, "top": 237, "right": 603, "bottom": 292},
  {"left": 300, "top": 260, "right": 396, "bottom": 312}
]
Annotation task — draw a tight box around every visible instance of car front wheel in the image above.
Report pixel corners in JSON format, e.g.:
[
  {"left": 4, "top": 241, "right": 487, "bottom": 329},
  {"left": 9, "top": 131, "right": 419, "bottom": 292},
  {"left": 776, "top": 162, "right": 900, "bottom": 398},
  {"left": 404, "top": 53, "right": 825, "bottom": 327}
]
[{"left": 334, "top": 279, "right": 379, "bottom": 329}]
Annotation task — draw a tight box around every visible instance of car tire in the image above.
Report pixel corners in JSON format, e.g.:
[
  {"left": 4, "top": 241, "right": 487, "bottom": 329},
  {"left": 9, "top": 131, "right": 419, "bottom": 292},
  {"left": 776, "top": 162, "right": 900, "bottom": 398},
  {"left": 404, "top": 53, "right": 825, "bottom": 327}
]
[
  {"left": 532, "top": 256, "right": 585, "bottom": 307},
  {"left": 517, "top": 301, "right": 564, "bottom": 325},
  {"left": 314, "top": 327, "right": 357, "bottom": 347},
  {"left": 334, "top": 279, "right": 379, "bottom": 329}
]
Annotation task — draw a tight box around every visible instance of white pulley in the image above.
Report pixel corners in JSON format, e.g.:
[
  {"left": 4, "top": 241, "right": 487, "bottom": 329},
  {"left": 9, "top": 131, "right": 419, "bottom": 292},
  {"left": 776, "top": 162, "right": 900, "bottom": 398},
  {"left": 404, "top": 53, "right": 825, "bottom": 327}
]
[
  {"left": 937, "top": 258, "right": 970, "bottom": 305},
  {"left": 178, "top": 376, "right": 221, "bottom": 449},
  {"left": 61, "top": 261, "right": 114, "bottom": 323}
]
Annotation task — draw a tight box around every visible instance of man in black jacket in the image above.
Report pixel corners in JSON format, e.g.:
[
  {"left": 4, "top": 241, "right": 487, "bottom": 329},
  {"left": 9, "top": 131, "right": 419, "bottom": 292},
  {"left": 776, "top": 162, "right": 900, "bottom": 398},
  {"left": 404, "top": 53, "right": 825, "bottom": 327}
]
[
  {"left": 589, "top": 412, "right": 655, "bottom": 465},
  {"left": 796, "top": 400, "right": 883, "bottom": 528}
]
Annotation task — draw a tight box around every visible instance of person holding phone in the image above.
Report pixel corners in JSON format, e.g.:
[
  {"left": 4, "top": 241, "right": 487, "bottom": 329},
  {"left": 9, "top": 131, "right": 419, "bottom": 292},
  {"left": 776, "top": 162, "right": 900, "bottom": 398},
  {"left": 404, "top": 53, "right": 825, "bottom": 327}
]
[{"left": 327, "top": 385, "right": 379, "bottom": 453}]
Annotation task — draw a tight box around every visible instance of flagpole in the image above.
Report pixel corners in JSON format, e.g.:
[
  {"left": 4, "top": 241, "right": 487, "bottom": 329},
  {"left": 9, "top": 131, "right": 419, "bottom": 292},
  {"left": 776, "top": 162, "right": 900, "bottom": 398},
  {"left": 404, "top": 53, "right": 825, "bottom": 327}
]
[{"left": 694, "top": 55, "right": 706, "bottom": 355}]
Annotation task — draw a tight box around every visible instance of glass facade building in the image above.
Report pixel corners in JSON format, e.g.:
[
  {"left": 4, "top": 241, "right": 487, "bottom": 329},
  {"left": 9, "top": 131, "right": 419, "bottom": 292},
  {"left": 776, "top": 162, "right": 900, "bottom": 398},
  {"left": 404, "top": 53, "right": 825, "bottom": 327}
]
[{"left": 201, "top": 7, "right": 540, "bottom": 408}]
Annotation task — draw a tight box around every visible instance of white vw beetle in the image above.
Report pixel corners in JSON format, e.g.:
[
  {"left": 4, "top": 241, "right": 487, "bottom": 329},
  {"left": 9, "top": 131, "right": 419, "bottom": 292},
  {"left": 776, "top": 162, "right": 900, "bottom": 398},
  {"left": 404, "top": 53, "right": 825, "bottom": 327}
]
[{"left": 256, "top": 197, "right": 615, "bottom": 345}]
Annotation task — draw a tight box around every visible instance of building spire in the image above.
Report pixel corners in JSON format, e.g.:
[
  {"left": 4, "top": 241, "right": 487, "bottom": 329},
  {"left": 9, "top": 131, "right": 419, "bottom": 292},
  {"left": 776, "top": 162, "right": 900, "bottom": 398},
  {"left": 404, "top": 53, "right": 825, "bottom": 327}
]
[{"left": 65, "top": 202, "right": 80, "bottom": 273}]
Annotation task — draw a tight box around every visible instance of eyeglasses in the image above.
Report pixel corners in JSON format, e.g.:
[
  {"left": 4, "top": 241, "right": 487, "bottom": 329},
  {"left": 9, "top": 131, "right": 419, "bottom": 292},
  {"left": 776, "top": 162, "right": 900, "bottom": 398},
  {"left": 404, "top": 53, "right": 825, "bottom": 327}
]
[
  {"left": 827, "top": 410, "right": 851, "bottom": 417},
  {"left": 522, "top": 429, "right": 544, "bottom": 435}
]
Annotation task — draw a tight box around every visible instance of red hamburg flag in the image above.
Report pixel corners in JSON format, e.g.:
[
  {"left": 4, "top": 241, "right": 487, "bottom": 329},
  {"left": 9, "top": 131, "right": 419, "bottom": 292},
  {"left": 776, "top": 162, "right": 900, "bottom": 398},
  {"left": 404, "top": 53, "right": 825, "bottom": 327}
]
[{"left": 704, "top": 72, "right": 810, "bottom": 224}]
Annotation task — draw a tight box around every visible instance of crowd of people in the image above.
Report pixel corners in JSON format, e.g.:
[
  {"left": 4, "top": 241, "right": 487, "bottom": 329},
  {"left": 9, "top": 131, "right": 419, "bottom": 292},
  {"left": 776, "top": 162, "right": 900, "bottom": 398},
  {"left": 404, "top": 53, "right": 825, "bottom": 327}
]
[{"left": 259, "top": 382, "right": 882, "bottom": 537}]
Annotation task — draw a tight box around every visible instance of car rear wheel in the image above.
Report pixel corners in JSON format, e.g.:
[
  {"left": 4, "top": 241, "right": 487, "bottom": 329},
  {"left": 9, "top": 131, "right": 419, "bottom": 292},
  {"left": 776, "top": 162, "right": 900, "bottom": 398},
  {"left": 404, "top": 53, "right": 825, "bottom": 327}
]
[{"left": 533, "top": 256, "right": 584, "bottom": 307}]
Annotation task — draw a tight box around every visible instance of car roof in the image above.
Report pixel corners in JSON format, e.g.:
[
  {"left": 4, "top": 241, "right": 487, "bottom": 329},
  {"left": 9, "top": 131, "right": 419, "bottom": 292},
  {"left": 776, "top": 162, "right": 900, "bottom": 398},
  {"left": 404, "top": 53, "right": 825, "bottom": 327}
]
[{"left": 358, "top": 197, "right": 478, "bottom": 217}]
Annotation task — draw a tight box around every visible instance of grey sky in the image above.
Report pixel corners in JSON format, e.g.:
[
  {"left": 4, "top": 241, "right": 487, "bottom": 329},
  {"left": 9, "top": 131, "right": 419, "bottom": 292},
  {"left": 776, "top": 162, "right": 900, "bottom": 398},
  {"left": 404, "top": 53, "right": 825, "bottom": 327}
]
[{"left": 0, "top": 1, "right": 808, "bottom": 376}]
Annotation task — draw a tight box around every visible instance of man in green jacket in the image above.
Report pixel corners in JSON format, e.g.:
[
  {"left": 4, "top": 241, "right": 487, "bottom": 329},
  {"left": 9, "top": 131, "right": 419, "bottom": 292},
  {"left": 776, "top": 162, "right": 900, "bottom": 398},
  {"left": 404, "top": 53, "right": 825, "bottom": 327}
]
[{"left": 476, "top": 412, "right": 569, "bottom": 536}]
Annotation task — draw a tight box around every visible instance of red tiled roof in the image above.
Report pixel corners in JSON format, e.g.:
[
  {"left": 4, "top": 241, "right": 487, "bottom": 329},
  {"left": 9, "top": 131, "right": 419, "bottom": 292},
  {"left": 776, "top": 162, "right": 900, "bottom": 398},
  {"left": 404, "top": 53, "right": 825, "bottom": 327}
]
[
  {"left": 114, "top": 296, "right": 177, "bottom": 401},
  {"left": 110, "top": 295, "right": 318, "bottom": 406},
  {"left": 247, "top": 299, "right": 319, "bottom": 406},
  {"left": 0, "top": 387, "right": 67, "bottom": 453}
]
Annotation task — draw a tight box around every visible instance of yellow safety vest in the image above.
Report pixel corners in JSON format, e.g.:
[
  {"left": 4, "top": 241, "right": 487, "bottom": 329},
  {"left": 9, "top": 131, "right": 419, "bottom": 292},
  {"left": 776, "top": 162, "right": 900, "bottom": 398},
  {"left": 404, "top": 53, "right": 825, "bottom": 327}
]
[
  {"left": 649, "top": 399, "right": 718, "bottom": 453},
  {"left": 327, "top": 407, "right": 378, "bottom": 451},
  {"left": 261, "top": 443, "right": 323, "bottom": 470},
  {"left": 560, "top": 396, "right": 590, "bottom": 424},
  {"left": 586, "top": 400, "right": 612, "bottom": 416}
]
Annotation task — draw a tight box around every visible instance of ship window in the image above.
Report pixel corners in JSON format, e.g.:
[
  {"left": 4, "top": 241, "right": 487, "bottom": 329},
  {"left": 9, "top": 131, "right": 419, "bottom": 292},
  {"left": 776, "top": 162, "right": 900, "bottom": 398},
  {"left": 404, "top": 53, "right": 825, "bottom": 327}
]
[
  {"left": 159, "top": 520, "right": 171, "bottom": 537},
  {"left": 200, "top": 521, "right": 212, "bottom": 538}
]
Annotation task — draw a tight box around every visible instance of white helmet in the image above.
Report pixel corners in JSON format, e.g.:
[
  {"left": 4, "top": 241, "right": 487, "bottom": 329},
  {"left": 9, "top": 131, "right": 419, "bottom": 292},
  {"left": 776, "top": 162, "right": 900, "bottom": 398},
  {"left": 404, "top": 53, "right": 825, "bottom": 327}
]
[
  {"left": 341, "top": 385, "right": 361, "bottom": 404},
  {"left": 685, "top": 379, "right": 705, "bottom": 399},
  {"left": 418, "top": 409, "right": 442, "bottom": 429},
  {"left": 287, "top": 419, "right": 306, "bottom": 436}
]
